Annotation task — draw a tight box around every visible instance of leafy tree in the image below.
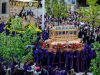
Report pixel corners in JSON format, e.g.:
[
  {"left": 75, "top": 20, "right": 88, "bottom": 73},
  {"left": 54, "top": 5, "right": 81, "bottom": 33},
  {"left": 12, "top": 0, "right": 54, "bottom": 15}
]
[
  {"left": 87, "top": 0, "right": 97, "bottom": 5},
  {"left": 22, "top": 49, "right": 33, "bottom": 63},
  {"left": 0, "top": 31, "right": 33, "bottom": 63},
  {"left": 89, "top": 42, "right": 100, "bottom": 75},
  {"left": 24, "top": 24, "right": 42, "bottom": 42},
  {"left": 45, "top": 0, "right": 52, "bottom": 16},
  {"left": 0, "top": 17, "right": 41, "bottom": 64},
  {"left": 11, "top": 18, "right": 22, "bottom": 30},
  {"left": 45, "top": 0, "right": 68, "bottom": 25},
  {"left": 78, "top": 0, "right": 100, "bottom": 32},
  {"left": 0, "top": 32, "right": 25, "bottom": 63}
]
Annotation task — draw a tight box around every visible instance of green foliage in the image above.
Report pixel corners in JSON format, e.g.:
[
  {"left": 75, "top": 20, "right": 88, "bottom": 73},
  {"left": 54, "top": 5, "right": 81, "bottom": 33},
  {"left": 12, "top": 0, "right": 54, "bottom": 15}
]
[
  {"left": 87, "top": 0, "right": 98, "bottom": 6},
  {"left": 52, "top": 2, "right": 67, "bottom": 18},
  {"left": 78, "top": 0, "right": 100, "bottom": 28},
  {"left": 53, "top": 1, "right": 67, "bottom": 18},
  {"left": 5, "top": 17, "right": 22, "bottom": 31},
  {"left": 22, "top": 51, "right": 33, "bottom": 63},
  {"left": 0, "top": 17, "right": 41, "bottom": 63},
  {"left": 6, "top": 17, "right": 12, "bottom": 26},
  {"left": 92, "top": 42, "right": 100, "bottom": 50},
  {"left": 45, "top": 0, "right": 67, "bottom": 25},
  {"left": 89, "top": 42, "right": 100, "bottom": 75},
  {"left": 0, "top": 31, "right": 34, "bottom": 63},
  {"left": 45, "top": 0, "right": 68, "bottom": 18},
  {"left": 25, "top": 24, "right": 37, "bottom": 34},
  {"left": 11, "top": 18, "right": 22, "bottom": 30},
  {"left": 0, "top": 32, "right": 25, "bottom": 63},
  {"left": 24, "top": 24, "right": 41, "bottom": 42},
  {"left": 6, "top": 17, "right": 41, "bottom": 43},
  {"left": 45, "top": 0, "right": 52, "bottom": 16}
]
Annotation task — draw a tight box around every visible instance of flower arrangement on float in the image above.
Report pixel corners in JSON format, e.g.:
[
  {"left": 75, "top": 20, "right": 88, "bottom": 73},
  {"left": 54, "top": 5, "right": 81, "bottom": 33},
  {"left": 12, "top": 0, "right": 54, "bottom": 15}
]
[
  {"left": 56, "top": 43, "right": 65, "bottom": 49},
  {"left": 70, "top": 43, "right": 82, "bottom": 50},
  {"left": 52, "top": 43, "right": 66, "bottom": 50},
  {"left": 39, "top": 40, "right": 49, "bottom": 49},
  {"left": 51, "top": 42, "right": 82, "bottom": 50}
]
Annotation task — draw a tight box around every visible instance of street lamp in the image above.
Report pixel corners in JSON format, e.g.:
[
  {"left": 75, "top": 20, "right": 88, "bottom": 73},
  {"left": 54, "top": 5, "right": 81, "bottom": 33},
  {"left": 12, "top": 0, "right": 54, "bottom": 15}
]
[{"left": 42, "top": 0, "right": 45, "bottom": 30}]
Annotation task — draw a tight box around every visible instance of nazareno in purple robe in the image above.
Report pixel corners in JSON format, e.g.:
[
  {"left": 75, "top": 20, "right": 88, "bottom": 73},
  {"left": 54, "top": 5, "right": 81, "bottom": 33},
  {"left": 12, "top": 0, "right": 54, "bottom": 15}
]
[{"left": 65, "top": 51, "right": 70, "bottom": 72}]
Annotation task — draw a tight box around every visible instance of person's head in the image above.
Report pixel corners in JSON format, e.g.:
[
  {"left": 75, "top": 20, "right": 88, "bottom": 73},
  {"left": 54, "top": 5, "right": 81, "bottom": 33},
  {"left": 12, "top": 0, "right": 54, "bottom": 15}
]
[
  {"left": 35, "top": 66, "right": 41, "bottom": 72},
  {"left": 68, "top": 70, "right": 71, "bottom": 75},
  {"left": 15, "top": 65, "right": 19, "bottom": 69},
  {"left": 34, "top": 63, "right": 36, "bottom": 66},
  {"left": 71, "top": 68, "right": 74, "bottom": 73}
]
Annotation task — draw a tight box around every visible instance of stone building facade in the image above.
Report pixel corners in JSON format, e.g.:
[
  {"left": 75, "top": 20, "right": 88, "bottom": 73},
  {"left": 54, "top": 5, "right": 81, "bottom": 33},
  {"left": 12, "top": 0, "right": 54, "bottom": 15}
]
[{"left": 0, "top": 0, "right": 9, "bottom": 23}]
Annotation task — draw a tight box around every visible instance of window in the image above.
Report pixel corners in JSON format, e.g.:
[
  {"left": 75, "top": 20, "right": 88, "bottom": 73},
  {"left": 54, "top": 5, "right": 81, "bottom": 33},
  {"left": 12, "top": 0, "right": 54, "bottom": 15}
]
[
  {"left": 56, "top": 27, "right": 61, "bottom": 30},
  {"left": 71, "top": 0, "right": 76, "bottom": 4},
  {"left": 62, "top": 31, "right": 65, "bottom": 35},
  {"left": 62, "top": 27, "right": 65, "bottom": 30},
  {"left": 66, "top": 27, "right": 68, "bottom": 30},
  {"left": 56, "top": 32, "right": 59, "bottom": 36},
  {"left": 59, "top": 32, "right": 62, "bottom": 35},
  {"left": 66, "top": 31, "right": 68, "bottom": 35},
  {"left": 59, "top": 27, "right": 61, "bottom": 30},
  {"left": 70, "top": 31, "right": 73, "bottom": 34},
  {"left": 74, "top": 31, "right": 76, "bottom": 35},
  {"left": 2, "top": 2, "right": 6, "bottom": 14}
]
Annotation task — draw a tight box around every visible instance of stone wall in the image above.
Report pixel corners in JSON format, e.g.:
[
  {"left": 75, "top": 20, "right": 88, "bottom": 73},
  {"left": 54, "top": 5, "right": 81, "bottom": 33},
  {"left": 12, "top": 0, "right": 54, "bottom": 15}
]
[{"left": 0, "top": 0, "right": 9, "bottom": 23}]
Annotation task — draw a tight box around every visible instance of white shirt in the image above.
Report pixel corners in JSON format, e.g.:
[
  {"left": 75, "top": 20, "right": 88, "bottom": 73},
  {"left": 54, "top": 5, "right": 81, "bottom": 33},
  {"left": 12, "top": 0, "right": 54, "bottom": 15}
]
[
  {"left": 31, "top": 65, "right": 36, "bottom": 72},
  {"left": 34, "top": 71, "right": 41, "bottom": 75}
]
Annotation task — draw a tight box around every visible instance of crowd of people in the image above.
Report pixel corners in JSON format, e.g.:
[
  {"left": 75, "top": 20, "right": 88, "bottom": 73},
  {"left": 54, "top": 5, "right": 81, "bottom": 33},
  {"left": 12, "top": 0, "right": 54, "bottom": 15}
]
[
  {"left": 14, "top": 7, "right": 100, "bottom": 45},
  {"left": 33, "top": 44, "right": 96, "bottom": 74},
  {"left": 0, "top": 6, "right": 100, "bottom": 75},
  {"left": 34, "top": 10, "right": 100, "bottom": 44},
  {"left": 0, "top": 44, "right": 96, "bottom": 75}
]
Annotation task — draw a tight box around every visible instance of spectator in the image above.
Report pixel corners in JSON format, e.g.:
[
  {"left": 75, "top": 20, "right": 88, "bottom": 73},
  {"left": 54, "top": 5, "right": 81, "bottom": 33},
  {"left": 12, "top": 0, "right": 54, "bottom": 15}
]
[
  {"left": 12, "top": 65, "right": 19, "bottom": 75},
  {"left": 70, "top": 69, "right": 76, "bottom": 75}
]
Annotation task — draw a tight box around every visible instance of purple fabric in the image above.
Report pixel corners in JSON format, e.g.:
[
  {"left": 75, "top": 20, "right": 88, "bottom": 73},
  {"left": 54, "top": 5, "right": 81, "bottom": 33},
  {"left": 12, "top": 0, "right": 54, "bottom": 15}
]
[
  {"left": 0, "top": 22, "right": 5, "bottom": 33},
  {"left": 27, "top": 66, "right": 31, "bottom": 70},
  {"left": 33, "top": 44, "right": 96, "bottom": 72},
  {"left": 24, "top": 65, "right": 28, "bottom": 71},
  {"left": 42, "top": 30, "right": 49, "bottom": 40}
]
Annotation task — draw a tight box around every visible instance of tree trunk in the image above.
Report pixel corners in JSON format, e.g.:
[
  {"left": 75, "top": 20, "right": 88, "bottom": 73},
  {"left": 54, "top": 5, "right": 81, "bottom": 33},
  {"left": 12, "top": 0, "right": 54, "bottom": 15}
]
[
  {"left": 58, "top": 18, "right": 60, "bottom": 25},
  {"left": 92, "top": 20, "right": 95, "bottom": 33}
]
